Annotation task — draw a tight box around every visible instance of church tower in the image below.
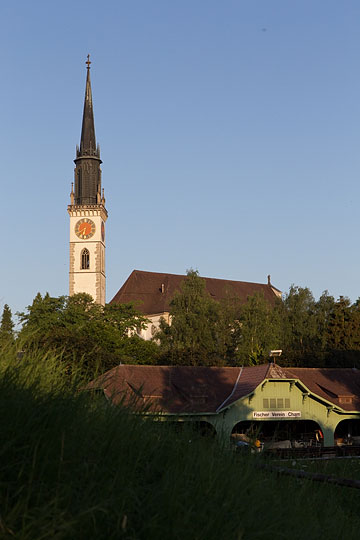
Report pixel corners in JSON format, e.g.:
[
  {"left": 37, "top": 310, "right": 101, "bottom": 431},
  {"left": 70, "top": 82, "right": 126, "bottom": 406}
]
[{"left": 68, "top": 56, "right": 108, "bottom": 305}]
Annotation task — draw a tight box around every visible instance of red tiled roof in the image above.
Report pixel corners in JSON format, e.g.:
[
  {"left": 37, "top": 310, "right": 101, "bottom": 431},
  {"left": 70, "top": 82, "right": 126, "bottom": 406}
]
[
  {"left": 110, "top": 270, "right": 280, "bottom": 315},
  {"left": 267, "top": 364, "right": 360, "bottom": 411},
  {"left": 87, "top": 364, "right": 270, "bottom": 414}
]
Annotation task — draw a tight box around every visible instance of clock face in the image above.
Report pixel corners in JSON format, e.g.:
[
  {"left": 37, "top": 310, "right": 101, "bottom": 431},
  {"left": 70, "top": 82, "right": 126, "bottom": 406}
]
[{"left": 75, "top": 218, "right": 96, "bottom": 239}]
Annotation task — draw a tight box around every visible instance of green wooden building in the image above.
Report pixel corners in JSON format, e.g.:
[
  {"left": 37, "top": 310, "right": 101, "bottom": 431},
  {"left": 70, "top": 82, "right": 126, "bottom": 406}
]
[{"left": 89, "top": 363, "right": 360, "bottom": 447}]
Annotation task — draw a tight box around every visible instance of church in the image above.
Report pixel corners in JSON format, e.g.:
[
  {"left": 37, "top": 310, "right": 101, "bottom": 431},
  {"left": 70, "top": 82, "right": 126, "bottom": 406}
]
[
  {"left": 71, "top": 60, "right": 360, "bottom": 451},
  {"left": 68, "top": 59, "right": 281, "bottom": 338},
  {"left": 68, "top": 56, "right": 107, "bottom": 306}
]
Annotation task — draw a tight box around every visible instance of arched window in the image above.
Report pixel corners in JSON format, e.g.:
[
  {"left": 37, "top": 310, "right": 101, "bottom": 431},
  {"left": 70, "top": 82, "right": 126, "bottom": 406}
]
[{"left": 81, "top": 248, "right": 90, "bottom": 270}]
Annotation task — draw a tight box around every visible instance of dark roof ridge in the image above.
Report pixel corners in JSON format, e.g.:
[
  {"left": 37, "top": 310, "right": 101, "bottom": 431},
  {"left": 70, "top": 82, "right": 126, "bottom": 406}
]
[
  {"left": 114, "top": 364, "right": 268, "bottom": 370},
  {"left": 287, "top": 367, "right": 359, "bottom": 372},
  {"left": 130, "top": 268, "right": 271, "bottom": 286}
]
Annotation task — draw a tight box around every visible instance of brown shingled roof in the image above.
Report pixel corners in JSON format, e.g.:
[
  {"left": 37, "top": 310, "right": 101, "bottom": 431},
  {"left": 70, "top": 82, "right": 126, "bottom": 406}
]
[
  {"left": 267, "top": 365, "right": 360, "bottom": 411},
  {"left": 110, "top": 270, "right": 280, "bottom": 315},
  {"left": 87, "top": 364, "right": 270, "bottom": 414},
  {"left": 88, "top": 363, "right": 360, "bottom": 415}
]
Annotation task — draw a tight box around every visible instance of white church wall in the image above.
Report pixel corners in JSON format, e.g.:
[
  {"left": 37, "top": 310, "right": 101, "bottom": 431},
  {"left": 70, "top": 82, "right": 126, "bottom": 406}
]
[
  {"left": 73, "top": 272, "right": 98, "bottom": 301},
  {"left": 138, "top": 312, "right": 171, "bottom": 341}
]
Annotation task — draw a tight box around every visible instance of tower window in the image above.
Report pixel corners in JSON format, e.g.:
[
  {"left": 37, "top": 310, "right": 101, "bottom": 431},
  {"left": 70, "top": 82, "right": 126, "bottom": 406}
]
[{"left": 81, "top": 248, "right": 90, "bottom": 269}]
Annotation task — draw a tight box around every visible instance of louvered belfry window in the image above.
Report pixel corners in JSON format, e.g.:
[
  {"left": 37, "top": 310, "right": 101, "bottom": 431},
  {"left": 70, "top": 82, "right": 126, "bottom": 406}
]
[{"left": 81, "top": 248, "right": 90, "bottom": 269}]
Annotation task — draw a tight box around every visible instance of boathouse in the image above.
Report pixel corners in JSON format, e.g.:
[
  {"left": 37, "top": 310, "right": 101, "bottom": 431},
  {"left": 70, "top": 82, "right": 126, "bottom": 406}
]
[{"left": 88, "top": 363, "right": 360, "bottom": 448}]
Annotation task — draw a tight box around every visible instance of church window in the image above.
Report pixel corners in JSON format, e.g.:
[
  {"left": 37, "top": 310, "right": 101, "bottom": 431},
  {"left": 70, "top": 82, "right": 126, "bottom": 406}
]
[{"left": 81, "top": 248, "right": 90, "bottom": 269}]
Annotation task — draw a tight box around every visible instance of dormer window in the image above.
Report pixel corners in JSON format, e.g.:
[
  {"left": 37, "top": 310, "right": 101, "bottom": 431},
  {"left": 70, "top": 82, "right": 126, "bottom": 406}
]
[
  {"left": 81, "top": 248, "right": 90, "bottom": 269},
  {"left": 339, "top": 396, "right": 353, "bottom": 405}
]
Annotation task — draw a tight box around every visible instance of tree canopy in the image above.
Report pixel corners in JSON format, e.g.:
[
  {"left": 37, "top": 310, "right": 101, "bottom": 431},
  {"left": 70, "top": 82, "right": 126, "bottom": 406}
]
[
  {"left": 17, "top": 293, "right": 159, "bottom": 373},
  {"left": 156, "top": 270, "right": 229, "bottom": 365},
  {"left": 156, "top": 270, "right": 281, "bottom": 366},
  {"left": 232, "top": 291, "right": 281, "bottom": 365},
  {"left": 155, "top": 274, "right": 360, "bottom": 368},
  {"left": 0, "top": 304, "right": 14, "bottom": 346},
  {"left": 5, "top": 277, "right": 360, "bottom": 371}
]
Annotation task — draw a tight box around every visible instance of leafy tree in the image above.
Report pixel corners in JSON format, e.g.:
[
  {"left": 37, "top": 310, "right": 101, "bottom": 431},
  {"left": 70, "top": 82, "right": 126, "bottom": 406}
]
[
  {"left": 277, "top": 285, "right": 318, "bottom": 365},
  {"left": 323, "top": 296, "right": 360, "bottom": 366},
  {"left": 327, "top": 296, "right": 355, "bottom": 350},
  {"left": 156, "top": 270, "right": 230, "bottom": 366},
  {"left": 156, "top": 271, "right": 285, "bottom": 366},
  {"left": 17, "top": 282, "right": 359, "bottom": 371},
  {"left": 0, "top": 304, "right": 14, "bottom": 346},
  {"left": 274, "top": 289, "right": 360, "bottom": 367},
  {"left": 234, "top": 292, "right": 281, "bottom": 366},
  {"left": 18, "top": 293, "right": 159, "bottom": 374},
  {"left": 119, "top": 335, "right": 161, "bottom": 365},
  {"left": 314, "top": 291, "right": 336, "bottom": 353}
]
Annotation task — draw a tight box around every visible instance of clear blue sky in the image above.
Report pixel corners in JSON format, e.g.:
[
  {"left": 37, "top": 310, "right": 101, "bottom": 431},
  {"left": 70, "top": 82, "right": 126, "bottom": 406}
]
[{"left": 1, "top": 0, "right": 360, "bottom": 319}]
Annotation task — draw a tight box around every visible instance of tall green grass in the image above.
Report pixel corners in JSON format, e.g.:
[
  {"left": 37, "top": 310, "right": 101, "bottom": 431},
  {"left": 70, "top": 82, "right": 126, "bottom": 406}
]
[{"left": 1, "top": 347, "right": 360, "bottom": 539}]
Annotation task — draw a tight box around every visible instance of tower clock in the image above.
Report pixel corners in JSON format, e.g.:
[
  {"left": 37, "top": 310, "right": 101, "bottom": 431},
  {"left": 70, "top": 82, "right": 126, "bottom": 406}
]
[{"left": 67, "top": 56, "right": 108, "bottom": 306}]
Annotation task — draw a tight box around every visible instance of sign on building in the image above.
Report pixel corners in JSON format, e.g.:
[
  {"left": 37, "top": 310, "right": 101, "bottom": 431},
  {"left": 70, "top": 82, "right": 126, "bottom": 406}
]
[{"left": 253, "top": 411, "right": 301, "bottom": 419}]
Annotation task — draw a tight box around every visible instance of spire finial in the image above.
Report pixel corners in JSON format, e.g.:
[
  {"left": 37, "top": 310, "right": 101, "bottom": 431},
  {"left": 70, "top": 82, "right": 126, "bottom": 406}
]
[{"left": 86, "top": 54, "right": 91, "bottom": 70}]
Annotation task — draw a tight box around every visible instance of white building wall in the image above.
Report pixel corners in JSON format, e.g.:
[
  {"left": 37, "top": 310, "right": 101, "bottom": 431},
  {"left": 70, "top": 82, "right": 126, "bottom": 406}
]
[
  {"left": 138, "top": 312, "right": 171, "bottom": 340},
  {"left": 68, "top": 206, "right": 107, "bottom": 305},
  {"left": 72, "top": 271, "right": 98, "bottom": 300}
]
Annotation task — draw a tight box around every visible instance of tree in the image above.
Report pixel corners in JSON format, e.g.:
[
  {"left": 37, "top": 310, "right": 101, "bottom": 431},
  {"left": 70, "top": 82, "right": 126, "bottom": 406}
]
[
  {"left": 314, "top": 291, "right": 336, "bottom": 354},
  {"left": 233, "top": 292, "right": 281, "bottom": 366},
  {"left": 324, "top": 296, "right": 360, "bottom": 367},
  {"left": 0, "top": 304, "right": 14, "bottom": 346},
  {"left": 156, "top": 270, "right": 230, "bottom": 366},
  {"left": 18, "top": 293, "right": 159, "bottom": 374},
  {"left": 277, "top": 285, "right": 318, "bottom": 365},
  {"left": 326, "top": 296, "right": 355, "bottom": 350},
  {"left": 272, "top": 288, "right": 360, "bottom": 367}
]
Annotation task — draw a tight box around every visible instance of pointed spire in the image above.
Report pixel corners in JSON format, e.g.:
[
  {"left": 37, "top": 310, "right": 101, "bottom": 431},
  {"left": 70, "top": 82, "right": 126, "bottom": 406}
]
[
  {"left": 73, "top": 56, "right": 103, "bottom": 205},
  {"left": 79, "top": 54, "right": 98, "bottom": 157}
]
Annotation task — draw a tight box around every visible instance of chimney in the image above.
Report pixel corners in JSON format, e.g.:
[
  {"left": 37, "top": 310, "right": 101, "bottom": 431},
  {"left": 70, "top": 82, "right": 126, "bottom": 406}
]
[
  {"left": 161, "top": 283, "right": 165, "bottom": 293},
  {"left": 267, "top": 275, "right": 271, "bottom": 286}
]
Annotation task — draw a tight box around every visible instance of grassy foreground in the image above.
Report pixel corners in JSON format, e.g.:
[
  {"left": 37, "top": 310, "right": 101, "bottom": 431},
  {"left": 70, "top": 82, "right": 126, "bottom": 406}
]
[
  {"left": 286, "top": 456, "right": 360, "bottom": 480},
  {"left": 1, "top": 349, "right": 360, "bottom": 539}
]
